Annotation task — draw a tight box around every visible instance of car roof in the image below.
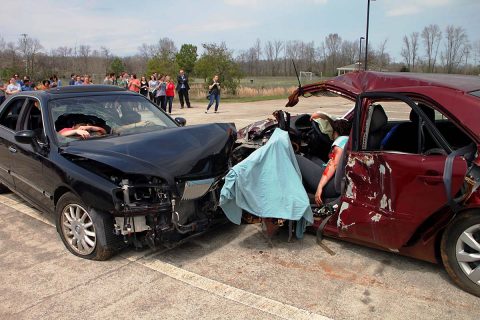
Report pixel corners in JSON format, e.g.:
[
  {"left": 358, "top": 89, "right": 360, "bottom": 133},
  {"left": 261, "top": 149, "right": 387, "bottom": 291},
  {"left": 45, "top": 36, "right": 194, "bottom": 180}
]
[
  {"left": 287, "top": 71, "right": 480, "bottom": 142},
  {"left": 11, "top": 85, "right": 133, "bottom": 100},
  {"left": 327, "top": 71, "right": 480, "bottom": 94}
]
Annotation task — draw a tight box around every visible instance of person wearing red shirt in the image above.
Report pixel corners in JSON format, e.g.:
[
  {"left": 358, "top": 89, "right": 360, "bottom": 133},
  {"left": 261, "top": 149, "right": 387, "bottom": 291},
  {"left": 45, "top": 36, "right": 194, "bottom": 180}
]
[
  {"left": 165, "top": 75, "right": 175, "bottom": 114},
  {"left": 128, "top": 74, "right": 141, "bottom": 93}
]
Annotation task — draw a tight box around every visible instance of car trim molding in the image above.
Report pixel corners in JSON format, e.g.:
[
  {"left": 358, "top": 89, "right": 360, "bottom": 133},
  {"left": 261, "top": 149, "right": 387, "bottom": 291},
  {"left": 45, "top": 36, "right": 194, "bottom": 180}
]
[{"left": 10, "top": 171, "right": 50, "bottom": 198}]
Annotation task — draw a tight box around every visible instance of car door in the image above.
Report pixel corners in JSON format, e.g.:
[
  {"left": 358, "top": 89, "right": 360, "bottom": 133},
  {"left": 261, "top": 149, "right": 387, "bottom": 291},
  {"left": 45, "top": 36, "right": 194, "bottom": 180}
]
[
  {"left": 10, "top": 98, "right": 52, "bottom": 211},
  {"left": 337, "top": 92, "right": 468, "bottom": 249},
  {"left": 0, "top": 97, "right": 28, "bottom": 190}
]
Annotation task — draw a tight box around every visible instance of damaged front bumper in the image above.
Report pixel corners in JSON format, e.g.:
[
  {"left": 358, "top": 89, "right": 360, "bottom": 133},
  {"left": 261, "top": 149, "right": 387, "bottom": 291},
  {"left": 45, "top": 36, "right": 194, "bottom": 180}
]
[{"left": 111, "top": 176, "right": 226, "bottom": 248}]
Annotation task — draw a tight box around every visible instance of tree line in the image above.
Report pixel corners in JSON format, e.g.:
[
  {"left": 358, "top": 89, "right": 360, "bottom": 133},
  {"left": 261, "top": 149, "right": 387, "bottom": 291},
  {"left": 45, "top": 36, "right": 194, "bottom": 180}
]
[{"left": 0, "top": 23, "right": 478, "bottom": 92}]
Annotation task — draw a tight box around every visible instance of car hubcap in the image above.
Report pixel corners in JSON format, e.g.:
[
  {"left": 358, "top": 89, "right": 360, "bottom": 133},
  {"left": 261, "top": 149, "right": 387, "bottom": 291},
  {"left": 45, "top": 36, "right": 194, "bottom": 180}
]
[
  {"left": 61, "top": 204, "right": 96, "bottom": 255},
  {"left": 456, "top": 224, "right": 480, "bottom": 285}
]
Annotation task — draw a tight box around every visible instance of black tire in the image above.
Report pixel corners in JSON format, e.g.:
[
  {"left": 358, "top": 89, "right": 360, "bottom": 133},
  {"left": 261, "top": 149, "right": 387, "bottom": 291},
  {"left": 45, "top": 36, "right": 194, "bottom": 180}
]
[
  {"left": 56, "top": 192, "right": 122, "bottom": 260},
  {"left": 441, "top": 211, "right": 480, "bottom": 297}
]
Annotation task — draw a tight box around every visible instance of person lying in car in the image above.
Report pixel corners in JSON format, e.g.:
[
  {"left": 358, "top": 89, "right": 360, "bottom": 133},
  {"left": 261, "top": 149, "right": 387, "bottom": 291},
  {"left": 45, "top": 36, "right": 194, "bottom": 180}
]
[{"left": 58, "top": 123, "right": 106, "bottom": 139}]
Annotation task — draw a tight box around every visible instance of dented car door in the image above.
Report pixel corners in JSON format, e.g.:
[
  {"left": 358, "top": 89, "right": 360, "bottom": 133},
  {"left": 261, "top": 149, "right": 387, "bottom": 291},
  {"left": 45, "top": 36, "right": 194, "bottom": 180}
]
[{"left": 337, "top": 93, "right": 469, "bottom": 249}]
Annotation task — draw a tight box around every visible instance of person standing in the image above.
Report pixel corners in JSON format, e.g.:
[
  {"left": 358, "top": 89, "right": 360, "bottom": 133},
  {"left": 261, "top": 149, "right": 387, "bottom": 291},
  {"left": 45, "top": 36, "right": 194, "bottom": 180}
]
[
  {"left": 128, "top": 74, "right": 141, "bottom": 93},
  {"left": 155, "top": 75, "right": 167, "bottom": 112},
  {"left": 205, "top": 75, "right": 221, "bottom": 113},
  {"left": 74, "top": 75, "right": 83, "bottom": 85},
  {"left": 148, "top": 75, "right": 158, "bottom": 101},
  {"left": 140, "top": 76, "right": 149, "bottom": 97},
  {"left": 69, "top": 74, "right": 76, "bottom": 85},
  {"left": 0, "top": 79, "right": 6, "bottom": 105},
  {"left": 176, "top": 69, "right": 191, "bottom": 108},
  {"left": 165, "top": 76, "right": 175, "bottom": 114},
  {"left": 6, "top": 78, "right": 22, "bottom": 95}
]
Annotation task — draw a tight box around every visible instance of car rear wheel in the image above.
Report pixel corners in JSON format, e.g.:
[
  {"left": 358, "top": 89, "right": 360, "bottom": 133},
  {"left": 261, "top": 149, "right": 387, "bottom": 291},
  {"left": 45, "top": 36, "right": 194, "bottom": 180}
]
[
  {"left": 441, "top": 212, "right": 480, "bottom": 297},
  {"left": 56, "top": 193, "right": 121, "bottom": 260}
]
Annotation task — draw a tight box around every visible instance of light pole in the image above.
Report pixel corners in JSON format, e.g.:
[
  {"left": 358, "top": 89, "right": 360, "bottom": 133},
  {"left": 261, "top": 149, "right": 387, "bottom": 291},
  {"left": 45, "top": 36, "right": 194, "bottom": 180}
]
[
  {"left": 364, "top": 0, "right": 375, "bottom": 71},
  {"left": 359, "top": 37, "right": 365, "bottom": 70}
]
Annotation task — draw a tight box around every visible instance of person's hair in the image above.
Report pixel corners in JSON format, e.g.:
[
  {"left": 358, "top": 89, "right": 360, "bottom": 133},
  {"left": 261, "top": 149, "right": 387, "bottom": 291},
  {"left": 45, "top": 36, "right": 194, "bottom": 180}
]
[
  {"left": 132, "top": 74, "right": 137, "bottom": 79},
  {"left": 42, "top": 79, "right": 50, "bottom": 86},
  {"left": 71, "top": 73, "right": 75, "bottom": 77},
  {"left": 332, "top": 119, "right": 351, "bottom": 136}
]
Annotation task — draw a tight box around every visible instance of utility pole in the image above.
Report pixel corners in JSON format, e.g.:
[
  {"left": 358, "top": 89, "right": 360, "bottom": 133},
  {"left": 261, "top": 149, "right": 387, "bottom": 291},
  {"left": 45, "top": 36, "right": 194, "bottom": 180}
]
[
  {"left": 21, "top": 33, "right": 28, "bottom": 75},
  {"left": 364, "top": 0, "right": 376, "bottom": 71}
]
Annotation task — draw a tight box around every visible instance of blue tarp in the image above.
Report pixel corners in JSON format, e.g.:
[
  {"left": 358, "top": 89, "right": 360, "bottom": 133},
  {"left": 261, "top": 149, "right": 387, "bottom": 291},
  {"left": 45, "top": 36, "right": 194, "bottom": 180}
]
[{"left": 220, "top": 128, "right": 313, "bottom": 238}]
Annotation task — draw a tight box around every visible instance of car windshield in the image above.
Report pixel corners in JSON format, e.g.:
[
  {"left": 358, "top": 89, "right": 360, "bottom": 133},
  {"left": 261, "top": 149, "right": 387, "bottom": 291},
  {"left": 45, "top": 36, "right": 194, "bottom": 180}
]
[{"left": 49, "top": 94, "right": 178, "bottom": 144}]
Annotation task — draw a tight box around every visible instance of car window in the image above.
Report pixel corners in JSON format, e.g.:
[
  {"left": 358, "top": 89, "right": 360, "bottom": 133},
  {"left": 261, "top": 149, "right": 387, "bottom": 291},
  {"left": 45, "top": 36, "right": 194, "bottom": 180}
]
[
  {"left": 0, "top": 98, "right": 27, "bottom": 131},
  {"left": 361, "top": 100, "right": 473, "bottom": 154},
  {"left": 361, "top": 100, "right": 438, "bottom": 154},
  {"left": 49, "top": 95, "right": 178, "bottom": 144}
]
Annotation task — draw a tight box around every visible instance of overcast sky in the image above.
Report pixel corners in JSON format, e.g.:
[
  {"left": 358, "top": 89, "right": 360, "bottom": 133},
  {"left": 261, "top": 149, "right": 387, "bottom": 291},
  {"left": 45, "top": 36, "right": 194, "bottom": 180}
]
[{"left": 0, "top": 0, "right": 478, "bottom": 62}]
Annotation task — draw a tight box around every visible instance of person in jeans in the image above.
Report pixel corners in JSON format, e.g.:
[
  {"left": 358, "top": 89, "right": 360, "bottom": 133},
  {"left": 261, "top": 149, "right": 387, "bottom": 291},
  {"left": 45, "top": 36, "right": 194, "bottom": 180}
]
[
  {"left": 165, "top": 76, "right": 175, "bottom": 114},
  {"left": 205, "top": 75, "right": 221, "bottom": 113},
  {"left": 155, "top": 75, "right": 167, "bottom": 112},
  {"left": 148, "top": 75, "right": 158, "bottom": 101}
]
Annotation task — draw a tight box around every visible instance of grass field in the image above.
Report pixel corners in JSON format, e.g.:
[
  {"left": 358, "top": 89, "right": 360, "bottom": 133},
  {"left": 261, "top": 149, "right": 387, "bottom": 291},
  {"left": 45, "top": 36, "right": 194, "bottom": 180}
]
[{"left": 189, "top": 76, "right": 327, "bottom": 101}]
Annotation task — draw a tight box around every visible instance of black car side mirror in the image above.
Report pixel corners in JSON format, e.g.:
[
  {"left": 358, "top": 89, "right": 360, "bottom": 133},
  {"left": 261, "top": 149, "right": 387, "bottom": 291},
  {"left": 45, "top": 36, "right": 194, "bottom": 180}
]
[
  {"left": 175, "top": 117, "right": 187, "bottom": 127},
  {"left": 14, "top": 130, "right": 36, "bottom": 144}
]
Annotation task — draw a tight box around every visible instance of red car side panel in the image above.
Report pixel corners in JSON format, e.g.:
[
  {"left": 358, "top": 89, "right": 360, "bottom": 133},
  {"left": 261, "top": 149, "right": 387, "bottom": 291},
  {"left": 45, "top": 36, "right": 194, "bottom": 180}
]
[{"left": 335, "top": 151, "right": 467, "bottom": 250}]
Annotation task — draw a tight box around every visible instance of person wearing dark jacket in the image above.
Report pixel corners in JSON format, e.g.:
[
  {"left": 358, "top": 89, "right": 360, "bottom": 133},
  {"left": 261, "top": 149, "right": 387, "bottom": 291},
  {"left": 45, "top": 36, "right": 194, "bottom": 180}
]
[
  {"left": 205, "top": 75, "right": 221, "bottom": 113},
  {"left": 176, "top": 69, "right": 191, "bottom": 108}
]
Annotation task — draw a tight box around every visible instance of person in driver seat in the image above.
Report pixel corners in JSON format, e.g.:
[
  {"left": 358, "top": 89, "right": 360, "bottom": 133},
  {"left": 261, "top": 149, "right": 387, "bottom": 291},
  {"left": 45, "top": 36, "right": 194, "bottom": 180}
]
[{"left": 296, "top": 114, "right": 351, "bottom": 206}]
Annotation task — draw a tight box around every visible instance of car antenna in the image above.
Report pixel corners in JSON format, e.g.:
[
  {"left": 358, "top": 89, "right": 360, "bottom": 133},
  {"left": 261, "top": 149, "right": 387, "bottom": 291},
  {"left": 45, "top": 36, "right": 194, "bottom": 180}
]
[{"left": 292, "top": 59, "right": 303, "bottom": 95}]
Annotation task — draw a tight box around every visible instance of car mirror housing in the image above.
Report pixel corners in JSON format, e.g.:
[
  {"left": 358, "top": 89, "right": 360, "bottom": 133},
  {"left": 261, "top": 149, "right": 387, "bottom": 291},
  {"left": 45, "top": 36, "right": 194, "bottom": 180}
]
[
  {"left": 175, "top": 117, "right": 187, "bottom": 127},
  {"left": 14, "top": 130, "right": 37, "bottom": 144}
]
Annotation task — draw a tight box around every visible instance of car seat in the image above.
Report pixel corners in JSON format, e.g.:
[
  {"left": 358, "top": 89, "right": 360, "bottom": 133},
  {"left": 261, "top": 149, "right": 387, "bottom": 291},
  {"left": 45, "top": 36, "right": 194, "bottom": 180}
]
[
  {"left": 366, "top": 104, "right": 388, "bottom": 150},
  {"left": 381, "top": 104, "right": 435, "bottom": 153}
]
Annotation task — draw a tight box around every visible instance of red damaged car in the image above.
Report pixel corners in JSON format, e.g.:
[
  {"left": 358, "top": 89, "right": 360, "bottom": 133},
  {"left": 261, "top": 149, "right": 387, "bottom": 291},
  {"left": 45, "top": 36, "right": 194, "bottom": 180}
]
[{"left": 234, "top": 71, "right": 480, "bottom": 297}]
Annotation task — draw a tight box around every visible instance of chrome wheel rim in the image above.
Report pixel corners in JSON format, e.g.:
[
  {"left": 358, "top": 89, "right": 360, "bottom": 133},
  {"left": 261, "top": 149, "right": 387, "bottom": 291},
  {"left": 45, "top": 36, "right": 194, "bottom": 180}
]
[
  {"left": 61, "top": 204, "right": 96, "bottom": 255},
  {"left": 455, "top": 224, "right": 480, "bottom": 286}
]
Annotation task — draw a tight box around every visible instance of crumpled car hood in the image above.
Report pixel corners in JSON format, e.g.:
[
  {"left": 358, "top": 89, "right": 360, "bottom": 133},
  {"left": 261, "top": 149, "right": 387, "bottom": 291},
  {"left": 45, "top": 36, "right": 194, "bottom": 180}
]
[{"left": 60, "top": 123, "right": 236, "bottom": 186}]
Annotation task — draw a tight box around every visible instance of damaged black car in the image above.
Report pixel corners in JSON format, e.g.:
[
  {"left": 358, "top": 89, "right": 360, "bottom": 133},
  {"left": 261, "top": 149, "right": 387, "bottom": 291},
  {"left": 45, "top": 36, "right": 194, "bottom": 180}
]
[{"left": 0, "top": 85, "right": 236, "bottom": 260}]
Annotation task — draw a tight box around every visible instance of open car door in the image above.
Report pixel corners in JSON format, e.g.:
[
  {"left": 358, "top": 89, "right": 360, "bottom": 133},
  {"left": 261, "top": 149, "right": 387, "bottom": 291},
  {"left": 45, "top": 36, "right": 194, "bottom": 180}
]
[{"left": 336, "top": 92, "right": 469, "bottom": 250}]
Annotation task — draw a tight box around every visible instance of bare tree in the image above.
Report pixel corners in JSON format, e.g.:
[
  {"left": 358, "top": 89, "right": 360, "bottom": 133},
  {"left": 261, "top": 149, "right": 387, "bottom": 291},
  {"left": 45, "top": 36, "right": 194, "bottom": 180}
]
[
  {"left": 442, "top": 25, "right": 469, "bottom": 73},
  {"left": 138, "top": 43, "right": 156, "bottom": 59},
  {"left": 401, "top": 35, "right": 412, "bottom": 70},
  {"left": 377, "top": 38, "right": 389, "bottom": 70},
  {"left": 17, "top": 35, "right": 43, "bottom": 76},
  {"left": 410, "top": 32, "right": 419, "bottom": 71},
  {"left": 158, "top": 38, "right": 177, "bottom": 60},
  {"left": 421, "top": 24, "right": 442, "bottom": 72},
  {"left": 264, "top": 41, "right": 275, "bottom": 75},
  {"left": 324, "top": 34, "right": 342, "bottom": 75},
  {"left": 78, "top": 44, "right": 91, "bottom": 74}
]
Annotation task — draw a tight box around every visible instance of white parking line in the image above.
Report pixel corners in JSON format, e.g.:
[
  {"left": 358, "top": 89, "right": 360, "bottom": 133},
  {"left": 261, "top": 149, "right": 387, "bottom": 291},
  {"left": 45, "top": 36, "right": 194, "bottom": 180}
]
[
  {"left": 132, "top": 255, "right": 331, "bottom": 320},
  {"left": 1, "top": 193, "right": 332, "bottom": 320}
]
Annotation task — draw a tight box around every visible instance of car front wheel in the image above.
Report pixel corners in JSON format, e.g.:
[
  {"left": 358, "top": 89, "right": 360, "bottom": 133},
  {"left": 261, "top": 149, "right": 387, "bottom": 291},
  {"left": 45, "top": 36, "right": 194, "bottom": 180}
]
[
  {"left": 441, "top": 211, "right": 480, "bottom": 297},
  {"left": 56, "top": 193, "right": 121, "bottom": 260}
]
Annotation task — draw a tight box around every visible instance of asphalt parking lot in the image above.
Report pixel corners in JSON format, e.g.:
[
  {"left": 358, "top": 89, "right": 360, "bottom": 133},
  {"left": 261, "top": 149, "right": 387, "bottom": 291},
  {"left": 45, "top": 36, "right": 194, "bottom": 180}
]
[{"left": 1, "top": 97, "right": 479, "bottom": 319}]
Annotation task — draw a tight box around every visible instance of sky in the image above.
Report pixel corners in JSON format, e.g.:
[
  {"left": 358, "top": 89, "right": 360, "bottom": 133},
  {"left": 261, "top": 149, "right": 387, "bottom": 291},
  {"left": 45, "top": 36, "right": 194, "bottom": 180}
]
[{"left": 0, "top": 0, "right": 478, "bottom": 62}]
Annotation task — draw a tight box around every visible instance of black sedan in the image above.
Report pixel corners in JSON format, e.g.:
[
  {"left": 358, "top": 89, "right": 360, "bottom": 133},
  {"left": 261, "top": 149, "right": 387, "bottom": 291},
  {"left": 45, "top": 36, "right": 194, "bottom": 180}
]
[{"left": 0, "top": 85, "right": 236, "bottom": 260}]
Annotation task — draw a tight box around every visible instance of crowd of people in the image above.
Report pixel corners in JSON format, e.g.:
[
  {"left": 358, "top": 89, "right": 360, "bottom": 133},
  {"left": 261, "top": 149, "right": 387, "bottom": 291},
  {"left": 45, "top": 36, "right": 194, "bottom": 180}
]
[{"left": 0, "top": 70, "right": 222, "bottom": 113}]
